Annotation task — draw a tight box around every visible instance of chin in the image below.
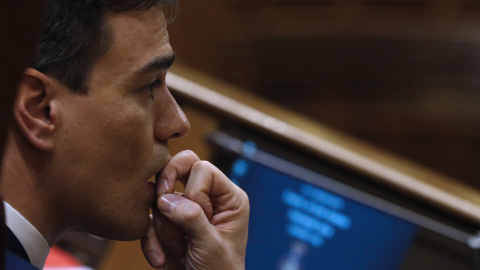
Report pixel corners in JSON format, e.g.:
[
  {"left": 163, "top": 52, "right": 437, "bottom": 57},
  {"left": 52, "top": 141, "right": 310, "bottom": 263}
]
[
  {"left": 90, "top": 212, "right": 151, "bottom": 241},
  {"left": 108, "top": 188, "right": 156, "bottom": 240},
  {"left": 116, "top": 216, "right": 151, "bottom": 241}
]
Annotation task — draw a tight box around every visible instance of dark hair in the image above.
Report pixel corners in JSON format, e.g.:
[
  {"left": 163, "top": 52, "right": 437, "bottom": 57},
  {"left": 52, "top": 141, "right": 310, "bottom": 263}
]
[{"left": 32, "top": 0, "right": 178, "bottom": 94}]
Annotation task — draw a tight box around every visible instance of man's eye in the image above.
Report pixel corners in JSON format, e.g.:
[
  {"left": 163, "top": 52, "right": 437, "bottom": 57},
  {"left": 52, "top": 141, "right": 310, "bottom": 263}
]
[{"left": 147, "top": 79, "right": 162, "bottom": 99}]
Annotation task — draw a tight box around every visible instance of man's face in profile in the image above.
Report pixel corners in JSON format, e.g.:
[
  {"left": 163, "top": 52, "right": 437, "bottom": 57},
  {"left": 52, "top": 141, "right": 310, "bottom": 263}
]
[{"left": 47, "top": 5, "right": 189, "bottom": 240}]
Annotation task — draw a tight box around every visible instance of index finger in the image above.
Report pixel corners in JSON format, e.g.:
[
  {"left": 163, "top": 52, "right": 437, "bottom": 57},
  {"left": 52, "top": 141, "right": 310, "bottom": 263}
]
[
  {"left": 183, "top": 160, "right": 248, "bottom": 226},
  {"left": 157, "top": 150, "right": 245, "bottom": 222},
  {"left": 156, "top": 150, "right": 200, "bottom": 196},
  {"left": 157, "top": 150, "right": 215, "bottom": 219}
]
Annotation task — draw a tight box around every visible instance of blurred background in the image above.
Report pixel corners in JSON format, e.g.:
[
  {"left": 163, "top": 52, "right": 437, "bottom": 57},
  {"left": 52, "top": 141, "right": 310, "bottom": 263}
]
[
  {"left": 63, "top": 1, "right": 480, "bottom": 269},
  {"left": 168, "top": 0, "right": 480, "bottom": 190}
]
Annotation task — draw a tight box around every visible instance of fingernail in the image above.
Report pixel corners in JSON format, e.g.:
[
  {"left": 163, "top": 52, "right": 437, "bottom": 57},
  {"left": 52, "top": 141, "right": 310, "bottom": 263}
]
[
  {"left": 147, "top": 251, "right": 162, "bottom": 267},
  {"left": 157, "top": 179, "right": 169, "bottom": 196},
  {"left": 158, "top": 194, "right": 181, "bottom": 213}
]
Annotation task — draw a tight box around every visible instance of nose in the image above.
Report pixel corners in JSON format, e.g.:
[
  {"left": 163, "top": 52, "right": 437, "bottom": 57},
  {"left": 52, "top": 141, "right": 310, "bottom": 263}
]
[{"left": 154, "top": 90, "right": 190, "bottom": 141}]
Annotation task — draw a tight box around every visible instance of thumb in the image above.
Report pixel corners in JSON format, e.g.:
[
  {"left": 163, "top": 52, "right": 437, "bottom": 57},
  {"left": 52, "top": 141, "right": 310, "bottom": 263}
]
[{"left": 157, "top": 194, "right": 218, "bottom": 242}]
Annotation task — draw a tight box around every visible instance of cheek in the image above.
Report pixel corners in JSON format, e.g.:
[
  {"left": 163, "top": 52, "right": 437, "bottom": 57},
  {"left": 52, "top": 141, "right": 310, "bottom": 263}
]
[
  {"left": 57, "top": 101, "right": 155, "bottom": 177},
  {"left": 101, "top": 110, "right": 155, "bottom": 170}
]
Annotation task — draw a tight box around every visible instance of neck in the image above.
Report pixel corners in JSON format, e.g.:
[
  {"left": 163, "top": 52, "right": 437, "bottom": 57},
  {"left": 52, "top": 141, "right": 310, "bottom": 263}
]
[{"left": 0, "top": 132, "right": 65, "bottom": 246}]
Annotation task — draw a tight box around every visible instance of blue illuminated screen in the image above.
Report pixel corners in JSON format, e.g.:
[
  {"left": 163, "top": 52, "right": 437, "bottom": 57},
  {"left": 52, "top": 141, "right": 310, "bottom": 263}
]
[{"left": 229, "top": 158, "right": 418, "bottom": 270}]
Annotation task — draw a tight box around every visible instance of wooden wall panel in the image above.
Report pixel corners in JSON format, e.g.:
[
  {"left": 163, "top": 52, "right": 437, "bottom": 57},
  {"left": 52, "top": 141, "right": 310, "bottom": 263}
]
[{"left": 168, "top": 1, "right": 480, "bottom": 189}]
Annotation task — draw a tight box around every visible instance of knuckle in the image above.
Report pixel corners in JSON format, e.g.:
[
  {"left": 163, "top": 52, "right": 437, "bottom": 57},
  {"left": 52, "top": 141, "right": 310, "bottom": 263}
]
[
  {"left": 234, "top": 185, "right": 249, "bottom": 201},
  {"left": 179, "top": 149, "right": 199, "bottom": 160},
  {"left": 240, "top": 188, "right": 249, "bottom": 202},
  {"left": 192, "top": 160, "right": 213, "bottom": 172},
  {"left": 236, "top": 187, "right": 250, "bottom": 209}
]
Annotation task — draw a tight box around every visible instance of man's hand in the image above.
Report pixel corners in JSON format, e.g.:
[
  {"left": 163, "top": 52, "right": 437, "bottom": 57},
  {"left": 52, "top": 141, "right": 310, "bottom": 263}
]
[{"left": 141, "top": 150, "right": 250, "bottom": 269}]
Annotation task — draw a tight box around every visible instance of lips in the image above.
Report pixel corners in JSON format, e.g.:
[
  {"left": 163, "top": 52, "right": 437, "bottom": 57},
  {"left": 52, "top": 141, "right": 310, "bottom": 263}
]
[{"left": 152, "top": 154, "right": 171, "bottom": 183}]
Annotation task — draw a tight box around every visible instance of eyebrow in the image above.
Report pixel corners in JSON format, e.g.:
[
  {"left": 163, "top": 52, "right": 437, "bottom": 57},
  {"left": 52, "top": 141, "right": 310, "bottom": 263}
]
[{"left": 135, "top": 53, "right": 176, "bottom": 75}]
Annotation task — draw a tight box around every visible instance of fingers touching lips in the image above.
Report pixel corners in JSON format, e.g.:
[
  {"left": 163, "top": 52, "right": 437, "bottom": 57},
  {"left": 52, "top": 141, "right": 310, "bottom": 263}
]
[{"left": 155, "top": 150, "right": 200, "bottom": 196}]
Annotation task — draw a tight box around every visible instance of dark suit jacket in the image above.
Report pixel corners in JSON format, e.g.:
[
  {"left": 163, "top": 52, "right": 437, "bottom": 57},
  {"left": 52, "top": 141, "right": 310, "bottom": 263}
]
[{"left": 4, "top": 227, "right": 38, "bottom": 270}]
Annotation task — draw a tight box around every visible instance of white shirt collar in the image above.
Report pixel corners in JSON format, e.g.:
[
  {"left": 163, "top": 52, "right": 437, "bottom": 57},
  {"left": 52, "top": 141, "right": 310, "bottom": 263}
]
[{"left": 4, "top": 201, "right": 50, "bottom": 269}]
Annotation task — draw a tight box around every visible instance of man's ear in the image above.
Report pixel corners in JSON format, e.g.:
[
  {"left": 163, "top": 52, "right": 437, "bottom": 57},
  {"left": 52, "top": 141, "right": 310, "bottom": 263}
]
[{"left": 13, "top": 68, "right": 58, "bottom": 152}]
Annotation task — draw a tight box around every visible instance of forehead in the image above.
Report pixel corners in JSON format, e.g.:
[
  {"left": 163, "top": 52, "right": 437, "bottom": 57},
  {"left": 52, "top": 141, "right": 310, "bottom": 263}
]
[{"left": 89, "top": 6, "right": 171, "bottom": 85}]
